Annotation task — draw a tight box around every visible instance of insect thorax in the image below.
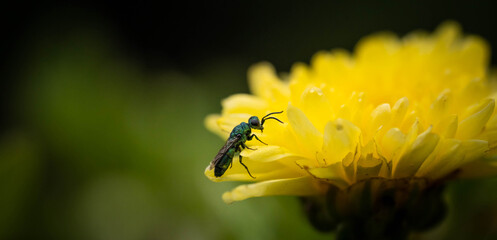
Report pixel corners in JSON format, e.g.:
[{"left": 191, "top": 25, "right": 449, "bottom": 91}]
[{"left": 230, "top": 122, "right": 251, "bottom": 138}]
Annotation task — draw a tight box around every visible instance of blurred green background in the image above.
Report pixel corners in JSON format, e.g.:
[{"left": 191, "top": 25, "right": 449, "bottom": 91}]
[{"left": 1, "top": 1, "right": 497, "bottom": 239}]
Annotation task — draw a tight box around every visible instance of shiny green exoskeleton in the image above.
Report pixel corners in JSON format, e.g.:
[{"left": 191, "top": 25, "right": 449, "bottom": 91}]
[{"left": 209, "top": 111, "right": 284, "bottom": 178}]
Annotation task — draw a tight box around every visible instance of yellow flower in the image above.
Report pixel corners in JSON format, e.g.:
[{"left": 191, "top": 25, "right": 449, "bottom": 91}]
[{"left": 205, "top": 22, "right": 497, "bottom": 204}]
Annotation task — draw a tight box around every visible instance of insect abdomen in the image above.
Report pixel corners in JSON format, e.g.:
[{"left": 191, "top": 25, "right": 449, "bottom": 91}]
[{"left": 214, "top": 147, "right": 238, "bottom": 177}]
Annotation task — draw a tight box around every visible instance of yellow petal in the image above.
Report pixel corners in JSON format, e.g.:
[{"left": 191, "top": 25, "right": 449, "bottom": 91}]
[
  {"left": 460, "top": 140, "right": 489, "bottom": 163},
  {"left": 434, "top": 115, "right": 458, "bottom": 138},
  {"left": 433, "top": 139, "right": 488, "bottom": 179},
  {"left": 400, "top": 111, "right": 418, "bottom": 133},
  {"left": 206, "top": 114, "right": 251, "bottom": 138},
  {"left": 240, "top": 145, "right": 295, "bottom": 163},
  {"left": 356, "top": 33, "right": 399, "bottom": 64},
  {"left": 429, "top": 89, "right": 452, "bottom": 122},
  {"left": 289, "top": 63, "right": 312, "bottom": 105},
  {"left": 311, "top": 49, "right": 352, "bottom": 85},
  {"left": 346, "top": 91, "right": 368, "bottom": 125},
  {"left": 221, "top": 94, "right": 268, "bottom": 115},
  {"left": 485, "top": 110, "right": 497, "bottom": 131},
  {"left": 370, "top": 103, "right": 392, "bottom": 132},
  {"left": 322, "top": 119, "right": 362, "bottom": 165},
  {"left": 381, "top": 128, "right": 406, "bottom": 160},
  {"left": 391, "top": 97, "right": 409, "bottom": 127},
  {"left": 356, "top": 154, "right": 383, "bottom": 181},
  {"left": 256, "top": 122, "right": 300, "bottom": 154},
  {"left": 205, "top": 114, "right": 229, "bottom": 139},
  {"left": 303, "top": 162, "right": 349, "bottom": 189},
  {"left": 287, "top": 104, "right": 323, "bottom": 158},
  {"left": 222, "top": 177, "right": 323, "bottom": 203},
  {"left": 434, "top": 21, "right": 461, "bottom": 48},
  {"left": 459, "top": 36, "right": 490, "bottom": 76},
  {"left": 416, "top": 138, "right": 461, "bottom": 178},
  {"left": 341, "top": 152, "right": 356, "bottom": 182},
  {"left": 479, "top": 129, "right": 497, "bottom": 152},
  {"left": 457, "top": 99, "right": 495, "bottom": 139},
  {"left": 393, "top": 120, "right": 420, "bottom": 169},
  {"left": 299, "top": 86, "right": 333, "bottom": 131},
  {"left": 248, "top": 62, "right": 289, "bottom": 105},
  {"left": 204, "top": 157, "right": 306, "bottom": 183},
  {"left": 457, "top": 79, "right": 490, "bottom": 110},
  {"left": 393, "top": 126, "right": 440, "bottom": 178}
]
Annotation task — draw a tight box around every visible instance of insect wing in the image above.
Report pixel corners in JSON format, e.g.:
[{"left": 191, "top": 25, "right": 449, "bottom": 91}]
[{"left": 209, "top": 135, "right": 241, "bottom": 170}]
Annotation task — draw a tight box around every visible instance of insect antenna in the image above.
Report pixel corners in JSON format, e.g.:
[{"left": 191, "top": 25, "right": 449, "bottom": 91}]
[
  {"left": 262, "top": 117, "right": 283, "bottom": 124},
  {"left": 261, "top": 111, "right": 284, "bottom": 125}
]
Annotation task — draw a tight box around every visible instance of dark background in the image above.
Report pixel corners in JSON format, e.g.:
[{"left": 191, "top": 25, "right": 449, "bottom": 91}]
[
  {"left": 3, "top": 1, "right": 497, "bottom": 118},
  {"left": 1, "top": 1, "right": 497, "bottom": 240}
]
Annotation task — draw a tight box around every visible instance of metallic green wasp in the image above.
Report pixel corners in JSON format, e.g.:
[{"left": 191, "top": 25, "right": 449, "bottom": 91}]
[{"left": 209, "top": 111, "right": 284, "bottom": 178}]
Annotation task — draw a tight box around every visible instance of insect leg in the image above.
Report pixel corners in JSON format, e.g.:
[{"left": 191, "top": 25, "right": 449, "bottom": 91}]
[
  {"left": 249, "top": 134, "right": 267, "bottom": 145},
  {"left": 239, "top": 154, "right": 255, "bottom": 179},
  {"left": 241, "top": 141, "right": 256, "bottom": 150}
]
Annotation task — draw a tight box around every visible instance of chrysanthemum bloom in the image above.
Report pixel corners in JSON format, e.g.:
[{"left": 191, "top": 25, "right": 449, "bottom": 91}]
[{"left": 205, "top": 22, "right": 497, "bottom": 239}]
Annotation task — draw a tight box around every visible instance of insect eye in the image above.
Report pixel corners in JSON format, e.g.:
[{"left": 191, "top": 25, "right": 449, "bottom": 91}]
[{"left": 250, "top": 118, "right": 260, "bottom": 126}]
